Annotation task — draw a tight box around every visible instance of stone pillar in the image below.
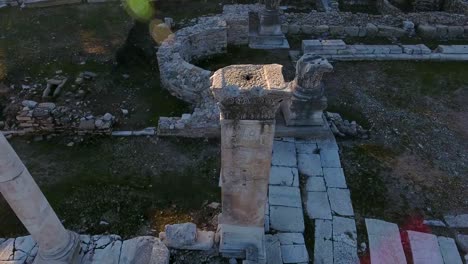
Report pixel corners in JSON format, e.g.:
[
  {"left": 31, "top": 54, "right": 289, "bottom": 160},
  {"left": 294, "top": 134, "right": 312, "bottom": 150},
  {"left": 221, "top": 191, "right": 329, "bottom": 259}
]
[
  {"left": 249, "top": 0, "right": 289, "bottom": 49},
  {"left": 211, "top": 64, "right": 290, "bottom": 262},
  {"left": 281, "top": 54, "right": 333, "bottom": 126},
  {"left": 0, "top": 134, "right": 80, "bottom": 264}
]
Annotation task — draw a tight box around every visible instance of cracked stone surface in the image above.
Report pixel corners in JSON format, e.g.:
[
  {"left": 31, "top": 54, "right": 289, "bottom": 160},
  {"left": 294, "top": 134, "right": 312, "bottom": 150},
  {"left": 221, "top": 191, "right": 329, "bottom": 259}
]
[
  {"left": 272, "top": 141, "right": 297, "bottom": 167},
  {"left": 306, "top": 191, "right": 332, "bottom": 220},
  {"left": 328, "top": 188, "right": 354, "bottom": 216},
  {"left": 269, "top": 166, "right": 299, "bottom": 187},
  {"left": 297, "top": 153, "right": 323, "bottom": 176}
]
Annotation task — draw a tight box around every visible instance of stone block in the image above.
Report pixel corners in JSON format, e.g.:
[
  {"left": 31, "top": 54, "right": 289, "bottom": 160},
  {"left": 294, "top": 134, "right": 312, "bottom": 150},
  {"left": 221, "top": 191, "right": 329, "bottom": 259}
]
[
  {"left": 82, "top": 240, "right": 122, "bottom": 264},
  {"left": 403, "top": 44, "right": 431, "bottom": 55},
  {"left": 333, "top": 216, "right": 359, "bottom": 264},
  {"left": 329, "top": 26, "right": 345, "bottom": 36},
  {"left": 444, "top": 214, "right": 468, "bottom": 228},
  {"left": 437, "top": 236, "right": 463, "bottom": 264},
  {"left": 366, "top": 23, "right": 378, "bottom": 36},
  {"left": 10, "top": 236, "right": 36, "bottom": 261},
  {"left": 302, "top": 39, "right": 346, "bottom": 54},
  {"left": 306, "top": 176, "right": 326, "bottom": 192},
  {"left": 265, "top": 214, "right": 270, "bottom": 233},
  {"left": 0, "top": 238, "right": 14, "bottom": 261},
  {"left": 315, "top": 25, "right": 330, "bottom": 34},
  {"left": 281, "top": 24, "right": 288, "bottom": 34},
  {"left": 323, "top": 167, "right": 347, "bottom": 188},
  {"left": 378, "top": 26, "right": 406, "bottom": 38},
  {"left": 306, "top": 191, "right": 332, "bottom": 220},
  {"left": 365, "top": 219, "right": 406, "bottom": 264},
  {"left": 417, "top": 25, "right": 436, "bottom": 39},
  {"left": 436, "top": 45, "right": 468, "bottom": 54},
  {"left": 298, "top": 153, "right": 323, "bottom": 176},
  {"left": 272, "top": 141, "right": 297, "bottom": 167},
  {"left": 281, "top": 244, "right": 309, "bottom": 263},
  {"left": 269, "top": 166, "right": 299, "bottom": 187},
  {"left": 277, "top": 233, "right": 305, "bottom": 245},
  {"left": 302, "top": 25, "right": 314, "bottom": 35},
  {"left": 436, "top": 25, "right": 448, "bottom": 38},
  {"left": 120, "top": 236, "right": 169, "bottom": 264},
  {"left": 314, "top": 219, "right": 333, "bottom": 264},
  {"left": 265, "top": 235, "right": 283, "bottom": 264},
  {"left": 296, "top": 142, "right": 317, "bottom": 154},
  {"left": 270, "top": 206, "right": 305, "bottom": 232},
  {"left": 320, "top": 149, "right": 341, "bottom": 168},
  {"left": 448, "top": 26, "right": 464, "bottom": 38},
  {"left": 268, "top": 185, "right": 302, "bottom": 208},
  {"left": 456, "top": 234, "right": 468, "bottom": 253},
  {"left": 288, "top": 24, "right": 301, "bottom": 34},
  {"left": 407, "top": 231, "right": 444, "bottom": 264},
  {"left": 219, "top": 224, "right": 265, "bottom": 260},
  {"left": 358, "top": 27, "right": 367, "bottom": 37},
  {"left": 328, "top": 188, "right": 354, "bottom": 216},
  {"left": 162, "top": 223, "right": 197, "bottom": 248},
  {"left": 344, "top": 26, "right": 360, "bottom": 37}
]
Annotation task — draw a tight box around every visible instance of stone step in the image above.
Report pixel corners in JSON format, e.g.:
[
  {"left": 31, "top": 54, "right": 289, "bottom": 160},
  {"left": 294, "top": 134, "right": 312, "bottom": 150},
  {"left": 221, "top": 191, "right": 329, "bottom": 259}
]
[
  {"left": 437, "top": 236, "right": 463, "bottom": 264},
  {"left": 365, "top": 219, "right": 407, "bottom": 264},
  {"left": 407, "top": 231, "right": 444, "bottom": 264}
]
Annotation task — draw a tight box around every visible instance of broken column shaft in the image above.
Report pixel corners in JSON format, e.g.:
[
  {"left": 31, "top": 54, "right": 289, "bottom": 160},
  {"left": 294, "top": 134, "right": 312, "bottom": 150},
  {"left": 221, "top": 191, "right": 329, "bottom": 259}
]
[
  {"left": 211, "top": 64, "right": 290, "bottom": 262},
  {"left": 0, "top": 134, "right": 80, "bottom": 264}
]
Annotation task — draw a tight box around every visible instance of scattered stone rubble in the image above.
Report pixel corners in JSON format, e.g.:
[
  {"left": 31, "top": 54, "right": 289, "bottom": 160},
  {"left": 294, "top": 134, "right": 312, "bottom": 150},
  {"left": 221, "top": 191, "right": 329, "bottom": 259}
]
[
  {"left": 8, "top": 99, "right": 115, "bottom": 135},
  {"left": 325, "top": 112, "right": 369, "bottom": 138}
]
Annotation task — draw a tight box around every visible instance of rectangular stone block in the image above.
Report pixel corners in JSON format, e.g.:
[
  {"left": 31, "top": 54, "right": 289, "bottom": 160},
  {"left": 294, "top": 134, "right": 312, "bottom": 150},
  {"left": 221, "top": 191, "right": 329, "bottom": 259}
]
[
  {"left": 365, "top": 219, "right": 407, "bottom": 264},
  {"left": 272, "top": 141, "right": 297, "bottom": 167},
  {"left": 437, "top": 236, "right": 462, "bottom": 264},
  {"left": 270, "top": 206, "right": 305, "bottom": 232},
  {"left": 444, "top": 214, "right": 468, "bottom": 228},
  {"left": 296, "top": 142, "right": 317, "bottom": 154},
  {"left": 323, "top": 167, "right": 347, "bottom": 188},
  {"left": 314, "top": 220, "right": 333, "bottom": 264},
  {"left": 306, "top": 191, "right": 332, "bottom": 220},
  {"left": 269, "top": 185, "right": 302, "bottom": 208},
  {"left": 302, "top": 39, "right": 346, "bottom": 54},
  {"left": 219, "top": 224, "right": 265, "bottom": 260},
  {"left": 281, "top": 244, "right": 309, "bottom": 263},
  {"left": 328, "top": 188, "right": 354, "bottom": 216},
  {"left": 306, "top": 176, "right": 326, "bottom": 192},
  {"left": 333, "top": 216, "right": 359, "bottom": 264},
  {"left": 436, "top": 45, "right": 468, "bottom": 54},
  {"left": 269, "top": 166, "right": 298, "bottom": 187},
  {"left": 265, "top": 235, "right": 283, "bottom": 264},
  {"left": 320, "top": 149, "right": 341, "bottom": 168},
  {"left": 298, "top": 153, "right": 323, "bottom": 176},
  {"left": 277, "top": 233, "right": 305, "bottom": 245},
  {"left": 407, "top": 231, "right": 444, "bottom": 264}
]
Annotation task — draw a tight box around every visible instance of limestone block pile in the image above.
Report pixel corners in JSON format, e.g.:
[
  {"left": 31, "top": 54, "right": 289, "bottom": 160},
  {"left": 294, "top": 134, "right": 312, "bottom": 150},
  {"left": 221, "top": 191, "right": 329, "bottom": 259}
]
[{"left": 12, "top": 100, "right": 115, "bottom": 135}]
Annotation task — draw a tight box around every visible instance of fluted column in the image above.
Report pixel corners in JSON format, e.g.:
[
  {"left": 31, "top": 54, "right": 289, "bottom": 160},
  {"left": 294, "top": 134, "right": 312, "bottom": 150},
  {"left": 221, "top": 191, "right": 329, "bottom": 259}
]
[{"left": 0, "top": 134, "right": 80, "bottom": 264}]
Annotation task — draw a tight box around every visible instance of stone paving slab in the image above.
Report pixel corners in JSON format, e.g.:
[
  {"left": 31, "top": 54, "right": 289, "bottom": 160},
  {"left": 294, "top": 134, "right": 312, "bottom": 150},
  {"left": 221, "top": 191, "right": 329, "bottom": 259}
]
[
  {"left": 437, "top": 236, "right": 463, "bottom": 264},
  {"left": 270, "top": 206, "right": 305, "bottom": 233},
  {"left": 265, "top": 235, "right": 283, "bottom": 264},
  {"left": 444, "top": 214, "right": 468, "bottom": 228},
  {"left": 269, "top": 186, "right": 302, "bottom": 208},
  {"left": 272, "top": 141, "right": 297, "bottom": 167},
  {"left": 323, "top": 167, "right": 347, "bottom": 188},
  {"left": 0, "top": 238, "right": 14, "bottom": 261},
  {"left": 269, "top": 166, "right": 299, "bottom": 187},
  {"left": 306, "top": 176, "right": 326, "bottom": 192},
  {"left": 277, "top": 233, "right": 305, "bottom": 245},
  {"left": 280, "top": 244, "right": 309, "bottom": 263},
  {"left": 328, "top": 188, "right": 354, "bottom": 216},
  {"left": 306, "top": 191, "right": 332, "bottom": 220},
  {"left": 407, "top": 231, "right": 444, "bottom": 264},
  {"left": 320, "top": 149, "right": 341, "bottom": 168},
  {"left": 296, "top": 142, "right": 317, "bottom": 154},
  {"left": 333, "top": 216, "right": 359, "bottom": 264},
  {"left": 12, "top": 236, "right": 37, "bottom": 262},
  {"left": 298, "top": 153, "right": 323, "bottom": 176},
  {"left": 316, "top": 138, "right": 339, "bottom": 150},
  {"left": 365, "top": 219, "right": 407, "bottom": 264},
  {"left": 314, "top": 219, "right": 333, "bottom": 264}
]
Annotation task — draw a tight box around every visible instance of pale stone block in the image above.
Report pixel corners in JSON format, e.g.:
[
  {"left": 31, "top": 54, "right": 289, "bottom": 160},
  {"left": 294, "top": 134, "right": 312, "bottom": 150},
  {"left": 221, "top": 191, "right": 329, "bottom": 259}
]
[
  {"left": 120, "top": 236, "right": 169, "bottom": 264},
  {"left": 0, "top": 238, "right": 14, "bottom": 261},
  {"left": 407, "top": 231, "right": 444, "bottom": 264},
  {"left": 82, "top": 240, "right": 122, "bottom": 264},
  {"left": 270, "top": 206, "right": 305, "bottom": 232},
  {"left": 298, "top": 153, "right": 323, "bottom": 176},
  {"left": 306, "top": 176, "right": 326, "bottom": 192},
  {"left": 269, "top": 166, "right": 298, "bottom": 187},
  {"left": 456, "top": 234, "right": 468, "bottom": 253},
  {"left": 314, "top": 219, "right": 333, "bottom": 264},
  {"left": 328, "top": 188, "right": 354, "bottom": 216},
  {"left": 11, "top": 236, "right": 36, "bottom": 261},
  {"left": 437, "top": 236, "right": 462, "bottom": 264},
  {"left": 281, "top": 244, "right": 309, "bottom": 263},
  {"left": 323, "top": 167, "right": 347, "bottom": 188},
  {"left": 333, "top": 216, "right": 359, "bottom": 264},
  {"left": 269, "top": 185, "right": 302, "bottom": 208},
  {"left": 218, "top": 224, "right": 265, "bottom": 260},
  {"left": 265, "top": 235, "right": 283, "bottom": 264},
  {"left": 320, "top": 149, "right": 341, "bottom": 168},
  {"left": 296, "top": 142, "right": 317, "bottom": 154},
  {"left": 444, "top": 214, "right": 468, "bottom": 228},
  {"left": 277, "top": 233, "right": 305, "bottom": 245},
  {"left": 272, "top": 141, "right": 297, "bottom": 167},
  {"left": 306, "top": 191, "right": 332, "bottom": 220},
  {"left": 436, "top": 45, "right": 468, "bottom": 54},
  {"left": 365, "top": 219, "right": 406, "bottom": 264}
]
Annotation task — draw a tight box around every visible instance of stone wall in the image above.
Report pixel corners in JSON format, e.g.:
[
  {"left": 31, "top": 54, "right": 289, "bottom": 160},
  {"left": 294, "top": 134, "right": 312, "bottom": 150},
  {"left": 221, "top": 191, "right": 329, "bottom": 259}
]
[
  {"left": 376, "top": 0, "right": 404, "bottom": 15},
  {"left": 444, "top": 0, "right": 468, "bottom": 14},
  {"left": 156, "top": 17, "right": 227, "bottom": 104},
  {"left": 222, "top": 4, "right": 264, "bottom": 45}
]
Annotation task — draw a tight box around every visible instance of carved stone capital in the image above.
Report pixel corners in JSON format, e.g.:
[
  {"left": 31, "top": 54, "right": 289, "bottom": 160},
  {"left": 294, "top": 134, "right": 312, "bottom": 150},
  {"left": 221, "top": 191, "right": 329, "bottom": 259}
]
[
  {"left": 210, "top": 64, "right": 291, "bottom": 120},
  {"left": 293, "top": 55, "right": 333, "bottom": 99}
]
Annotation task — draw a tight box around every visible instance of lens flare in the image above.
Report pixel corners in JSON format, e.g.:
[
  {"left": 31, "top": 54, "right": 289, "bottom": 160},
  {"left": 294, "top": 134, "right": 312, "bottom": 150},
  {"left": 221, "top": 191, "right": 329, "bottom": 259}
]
[
  {"left": 149, "top": 19, "right": 173, "bottom": 45},
  {"left": 124, "top": 0, "right": 154, "bottom": 22}
]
